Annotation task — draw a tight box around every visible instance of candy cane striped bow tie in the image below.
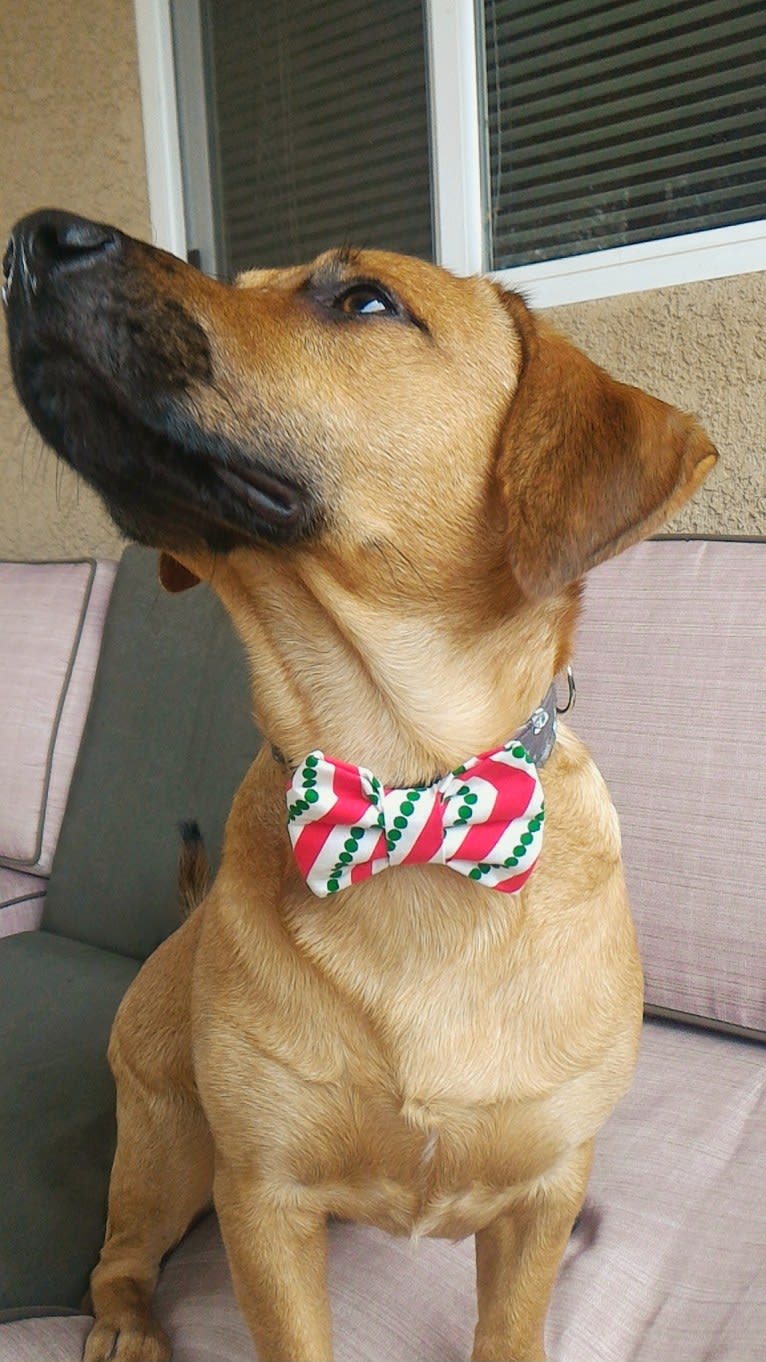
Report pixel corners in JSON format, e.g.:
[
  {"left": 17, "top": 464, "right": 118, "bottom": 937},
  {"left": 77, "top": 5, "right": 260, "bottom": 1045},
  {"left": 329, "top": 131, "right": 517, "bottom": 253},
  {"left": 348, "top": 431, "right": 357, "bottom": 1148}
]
[{"left": 286, "top": 702, "right": 553, "bottom": 898}]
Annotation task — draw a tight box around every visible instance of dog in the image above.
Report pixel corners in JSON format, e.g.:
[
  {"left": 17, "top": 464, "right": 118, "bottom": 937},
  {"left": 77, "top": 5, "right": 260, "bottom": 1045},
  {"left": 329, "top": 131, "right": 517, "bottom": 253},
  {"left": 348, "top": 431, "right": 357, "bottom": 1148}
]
[{"left": 4, "top": 210, "right": 717, "bottom": 1362}]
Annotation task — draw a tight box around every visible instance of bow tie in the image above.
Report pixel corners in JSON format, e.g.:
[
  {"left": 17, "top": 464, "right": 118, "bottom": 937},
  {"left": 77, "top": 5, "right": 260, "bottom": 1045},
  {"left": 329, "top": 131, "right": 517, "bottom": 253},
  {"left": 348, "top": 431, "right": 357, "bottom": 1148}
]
[{"left": 286, "top": 728, "right": 548, "bottom": 899}]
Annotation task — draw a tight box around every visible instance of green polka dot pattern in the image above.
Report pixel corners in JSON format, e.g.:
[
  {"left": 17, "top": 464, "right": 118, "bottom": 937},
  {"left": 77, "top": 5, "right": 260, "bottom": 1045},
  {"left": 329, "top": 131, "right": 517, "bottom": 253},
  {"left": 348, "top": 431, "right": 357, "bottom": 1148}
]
[{"left": 287, "top": 731, "right": 545, "bottom": 898}]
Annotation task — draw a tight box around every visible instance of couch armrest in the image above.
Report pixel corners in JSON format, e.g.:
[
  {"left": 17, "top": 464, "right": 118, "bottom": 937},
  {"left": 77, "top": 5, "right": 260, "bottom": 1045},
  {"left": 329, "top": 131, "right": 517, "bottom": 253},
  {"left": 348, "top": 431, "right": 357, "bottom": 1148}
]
[
  {"left": 0, "top": 867, "right": 46, "bottom": 938},
  {"left": 0, "top": 559, "right": 117, "bottom": 879}
]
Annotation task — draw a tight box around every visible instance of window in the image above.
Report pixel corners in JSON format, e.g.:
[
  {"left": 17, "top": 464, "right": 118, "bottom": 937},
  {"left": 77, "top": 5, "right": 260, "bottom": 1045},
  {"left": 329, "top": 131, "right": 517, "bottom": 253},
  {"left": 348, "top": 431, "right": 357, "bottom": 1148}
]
[
  {"left": 483, "top": 0, "right": 765, "bottom": 269},
  {"left": 136, "top": 0, "right": 766, "bottom": 305},
  {"left": 171, "top": 0, "right": 432, "bottom": 277}
]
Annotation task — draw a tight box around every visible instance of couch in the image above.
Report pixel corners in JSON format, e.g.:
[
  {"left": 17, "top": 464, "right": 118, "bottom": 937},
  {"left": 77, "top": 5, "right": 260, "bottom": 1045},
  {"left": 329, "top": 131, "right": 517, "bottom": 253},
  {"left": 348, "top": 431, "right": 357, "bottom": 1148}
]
[{"left": 0, "top": 537, "right": 764, "bottom": 1362}]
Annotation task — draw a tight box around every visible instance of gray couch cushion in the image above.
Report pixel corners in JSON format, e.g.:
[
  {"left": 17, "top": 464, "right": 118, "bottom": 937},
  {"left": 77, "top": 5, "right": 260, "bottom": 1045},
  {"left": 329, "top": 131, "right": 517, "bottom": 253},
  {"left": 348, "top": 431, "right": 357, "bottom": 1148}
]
[
  {"left": 0, "top": 931, "right": 139, "bottom": 1313},
  {"left": 0, "top": 546, "right": 258, "bottom": 1314},
  {"left": 42, "top": 545, "right": 257, "bottom": 960}
]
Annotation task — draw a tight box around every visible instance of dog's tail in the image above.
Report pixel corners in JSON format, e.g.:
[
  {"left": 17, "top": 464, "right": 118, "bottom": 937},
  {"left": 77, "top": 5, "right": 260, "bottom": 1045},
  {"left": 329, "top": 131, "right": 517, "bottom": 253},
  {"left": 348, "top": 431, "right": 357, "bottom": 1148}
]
[{"left": 178, "top": 819, "right": 210, "bottom": 919}]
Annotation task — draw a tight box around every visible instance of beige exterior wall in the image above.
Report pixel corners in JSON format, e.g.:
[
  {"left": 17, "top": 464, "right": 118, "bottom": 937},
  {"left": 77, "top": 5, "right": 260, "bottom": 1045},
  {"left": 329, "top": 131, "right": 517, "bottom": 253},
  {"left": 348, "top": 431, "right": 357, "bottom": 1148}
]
[
  {"left": 0, "top": 0, "right": 149, "bottom": 560},
  {"left": 0, "top": 2, "right": 762, "bottom": 557}
]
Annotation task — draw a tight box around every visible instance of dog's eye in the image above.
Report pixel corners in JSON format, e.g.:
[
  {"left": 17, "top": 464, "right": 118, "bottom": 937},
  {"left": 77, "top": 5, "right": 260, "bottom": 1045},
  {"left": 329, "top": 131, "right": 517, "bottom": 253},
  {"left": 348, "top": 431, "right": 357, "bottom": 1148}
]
[{"left": 336, "top": 284, "right": 398, "bottom": 318}]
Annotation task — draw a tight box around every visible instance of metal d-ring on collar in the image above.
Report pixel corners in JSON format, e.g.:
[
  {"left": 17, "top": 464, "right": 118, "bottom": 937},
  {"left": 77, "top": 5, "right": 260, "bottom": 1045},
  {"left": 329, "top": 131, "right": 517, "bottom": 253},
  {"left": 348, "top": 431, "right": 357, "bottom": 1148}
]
[{"left": 556, "top": 665, "right": 577, "bottom": 715}]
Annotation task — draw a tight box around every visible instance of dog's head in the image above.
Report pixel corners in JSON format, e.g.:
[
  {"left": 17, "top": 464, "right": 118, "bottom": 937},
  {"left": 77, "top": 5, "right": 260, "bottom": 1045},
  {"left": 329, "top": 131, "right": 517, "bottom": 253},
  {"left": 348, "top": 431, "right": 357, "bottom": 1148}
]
[{"left": 4, "top": 210, "right": 716, "bottom": 606}]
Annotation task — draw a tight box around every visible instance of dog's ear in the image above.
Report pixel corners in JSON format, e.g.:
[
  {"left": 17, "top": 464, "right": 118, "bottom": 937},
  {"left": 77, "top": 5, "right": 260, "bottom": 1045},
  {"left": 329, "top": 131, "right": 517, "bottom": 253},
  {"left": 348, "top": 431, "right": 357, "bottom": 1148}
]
[
  {"left": 158, "top": 552, "right": 201, "bottom": 594},
  {"left": 496, "top": 290, "right": 718, "bottom": 599}
]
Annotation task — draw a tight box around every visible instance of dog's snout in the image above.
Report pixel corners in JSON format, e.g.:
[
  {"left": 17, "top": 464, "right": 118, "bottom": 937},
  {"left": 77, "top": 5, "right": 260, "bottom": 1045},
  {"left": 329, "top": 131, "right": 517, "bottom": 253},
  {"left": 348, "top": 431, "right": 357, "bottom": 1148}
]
[{"left": 4, "top": 209, "right": 118, "bottom": 299}]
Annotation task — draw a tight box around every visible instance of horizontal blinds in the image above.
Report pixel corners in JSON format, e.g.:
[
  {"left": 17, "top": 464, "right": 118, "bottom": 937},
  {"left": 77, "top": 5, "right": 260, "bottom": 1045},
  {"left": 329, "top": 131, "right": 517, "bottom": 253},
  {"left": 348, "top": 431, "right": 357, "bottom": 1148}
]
[
  {"left": 483, "top": 0, "right": 766, "bottom": 268},
  {"left": 202, "top": 0, "right": 433, "bottom": 274}
]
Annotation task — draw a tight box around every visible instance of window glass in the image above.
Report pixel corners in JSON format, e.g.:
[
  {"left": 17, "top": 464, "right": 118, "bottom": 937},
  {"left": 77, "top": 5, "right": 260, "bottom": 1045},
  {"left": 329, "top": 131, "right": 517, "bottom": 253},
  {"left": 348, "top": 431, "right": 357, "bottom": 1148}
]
[
  {"left": 198, "top": 0, "right": 433, "bottom": 274},
  {"left": 483, "top": 0, "right": 766, "bottom": 269}
]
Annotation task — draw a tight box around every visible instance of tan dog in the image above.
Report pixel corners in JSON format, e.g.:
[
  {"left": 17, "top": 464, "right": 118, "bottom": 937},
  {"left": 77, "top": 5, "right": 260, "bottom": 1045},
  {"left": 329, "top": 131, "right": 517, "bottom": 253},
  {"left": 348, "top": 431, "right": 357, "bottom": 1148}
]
[{"left": 4, "top": 211, "right": 717, "bottom": 1362}]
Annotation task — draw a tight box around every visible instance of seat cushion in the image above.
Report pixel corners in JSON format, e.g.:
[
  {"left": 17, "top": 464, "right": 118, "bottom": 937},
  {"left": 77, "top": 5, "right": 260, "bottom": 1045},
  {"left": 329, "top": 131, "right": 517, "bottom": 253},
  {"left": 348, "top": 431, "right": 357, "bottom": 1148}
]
[
  {"left": 573, "top": 537, "right": 766, "bottom": 1036},
  {"left": 41, "top": 546, "right": 256, "bottom": 961},
  {"left": 3, "top": 1021, "right": 762, "bottom": 1361},
  {"left": 547, "top": 1018, "right": 766, "bottom": 1362},
  {"left": 0, "top": 560, "right": 115, "bottom": 876},
  {"left": 0, "top": 930, "right": 139, "bottom": 1313}
]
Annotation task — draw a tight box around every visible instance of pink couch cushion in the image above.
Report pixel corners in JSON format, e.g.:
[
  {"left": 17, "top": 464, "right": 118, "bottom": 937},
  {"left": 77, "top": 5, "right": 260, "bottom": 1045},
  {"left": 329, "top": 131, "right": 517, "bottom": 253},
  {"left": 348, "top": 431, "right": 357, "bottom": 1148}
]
[
  {"left": 0, "top": 560, "right": 116, "bottom": 875},
  {"left": 573, "top": 538, "right": 765, "bottom": 1035},
  {"left": 0, "top": 867, "right": 46, "bottom": 937}
]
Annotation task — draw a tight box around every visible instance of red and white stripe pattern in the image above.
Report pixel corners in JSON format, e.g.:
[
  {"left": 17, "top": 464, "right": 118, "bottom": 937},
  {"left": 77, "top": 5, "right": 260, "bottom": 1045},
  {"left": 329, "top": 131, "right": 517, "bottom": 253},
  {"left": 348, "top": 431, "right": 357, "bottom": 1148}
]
[{"left": 286, "top": 739, "right": 544, "bottom": 898}]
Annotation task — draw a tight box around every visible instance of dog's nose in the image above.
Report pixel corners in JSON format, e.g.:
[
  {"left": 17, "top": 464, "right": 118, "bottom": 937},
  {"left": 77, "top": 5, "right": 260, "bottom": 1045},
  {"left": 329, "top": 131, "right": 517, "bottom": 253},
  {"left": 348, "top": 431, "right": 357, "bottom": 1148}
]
[{"left": 3, "top": 210, "right": 118, "bottom": 299}]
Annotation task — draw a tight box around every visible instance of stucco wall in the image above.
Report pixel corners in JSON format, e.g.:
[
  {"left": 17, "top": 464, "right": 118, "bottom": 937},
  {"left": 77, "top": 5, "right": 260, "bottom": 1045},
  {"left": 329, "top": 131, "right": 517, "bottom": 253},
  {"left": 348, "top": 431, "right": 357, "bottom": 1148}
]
[
  {"left": 544, "top": 272, "right": 766, "bottom": 536},
  {"left": 0, "top": 0, "right": 149, "bottom": 560},
  {"left": 0, "top": 1, "right": 762, "bottom": 556}
]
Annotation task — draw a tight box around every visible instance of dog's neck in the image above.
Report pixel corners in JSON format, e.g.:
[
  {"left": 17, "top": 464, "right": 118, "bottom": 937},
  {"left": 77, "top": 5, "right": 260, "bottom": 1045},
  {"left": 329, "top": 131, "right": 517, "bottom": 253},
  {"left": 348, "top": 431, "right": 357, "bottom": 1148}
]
[{"left": 206, "top": 546, "right": 579, "bottom": 787}]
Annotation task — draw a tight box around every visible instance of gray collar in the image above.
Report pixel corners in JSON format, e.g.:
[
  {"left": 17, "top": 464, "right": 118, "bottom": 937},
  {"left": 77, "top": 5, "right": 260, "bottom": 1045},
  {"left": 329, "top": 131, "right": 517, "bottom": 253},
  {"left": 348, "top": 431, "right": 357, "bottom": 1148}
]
[
  {"left": 514, "top": 667, "right": 576, "bottom": 768},
  {"left": 514, "top": 686, "right": 559, "bottom": 767}
]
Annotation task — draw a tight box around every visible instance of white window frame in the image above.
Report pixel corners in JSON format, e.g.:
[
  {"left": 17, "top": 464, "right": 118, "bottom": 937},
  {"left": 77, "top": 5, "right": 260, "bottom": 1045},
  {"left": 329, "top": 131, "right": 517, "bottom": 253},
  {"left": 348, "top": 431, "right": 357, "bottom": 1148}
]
[
  {"left": 133, "top": 0, "right": 187, "bottom": 259},
  {"left": 134, "top": 0, "right": 766, "bottom": 306}
]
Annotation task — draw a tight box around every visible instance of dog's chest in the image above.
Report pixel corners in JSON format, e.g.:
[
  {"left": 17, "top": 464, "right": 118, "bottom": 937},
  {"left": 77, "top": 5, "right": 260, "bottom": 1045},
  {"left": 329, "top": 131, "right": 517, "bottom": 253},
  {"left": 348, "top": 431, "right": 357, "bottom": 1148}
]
[
  {"left": 316, "top": 1002, "right": 616, "bottom": 1241},
  {"left": 291, "top": 866, "right": 553, "bottom": 1104},
  {"left": 313, "top": 1056, "right": 573, "bottom": 1240},
  {"left": 261, "top": 860, "right": 634, "bottom": 1237},
  {"left": 289, "top": 884, "right": 565, "bottom": 1199}
]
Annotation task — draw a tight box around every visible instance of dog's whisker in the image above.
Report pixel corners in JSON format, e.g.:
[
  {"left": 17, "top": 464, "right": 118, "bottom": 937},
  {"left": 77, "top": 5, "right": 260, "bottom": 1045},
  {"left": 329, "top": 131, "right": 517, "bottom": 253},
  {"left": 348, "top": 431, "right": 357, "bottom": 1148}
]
[{"left": 19, "top": 421, "right": 47, "bottom": 488}]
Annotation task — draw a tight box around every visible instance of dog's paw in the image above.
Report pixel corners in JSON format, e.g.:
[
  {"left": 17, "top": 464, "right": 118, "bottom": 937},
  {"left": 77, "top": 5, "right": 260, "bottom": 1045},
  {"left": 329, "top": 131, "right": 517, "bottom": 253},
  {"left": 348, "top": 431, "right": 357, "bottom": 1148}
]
[{"left": 82, "top": 1315, "right": 171, "bottom": 1362}]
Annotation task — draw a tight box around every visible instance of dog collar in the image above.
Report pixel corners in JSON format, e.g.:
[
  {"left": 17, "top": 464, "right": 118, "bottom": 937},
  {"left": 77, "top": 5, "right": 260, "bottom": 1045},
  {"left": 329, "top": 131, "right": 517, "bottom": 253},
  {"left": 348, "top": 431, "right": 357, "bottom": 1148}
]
[{"left": 284, "top": 679, "right": 572, "bottom": 899}]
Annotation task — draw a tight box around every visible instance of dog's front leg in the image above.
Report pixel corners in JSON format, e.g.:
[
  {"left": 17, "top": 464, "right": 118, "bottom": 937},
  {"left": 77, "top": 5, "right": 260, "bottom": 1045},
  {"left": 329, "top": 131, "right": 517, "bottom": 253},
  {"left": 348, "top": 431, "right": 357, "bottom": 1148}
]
[
  {"left": 215, "top": 1169, "right": 333, "bottom": 1362},
  {"left": 472, "top": 1141, "right": 593, "bottom": 1362}
]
